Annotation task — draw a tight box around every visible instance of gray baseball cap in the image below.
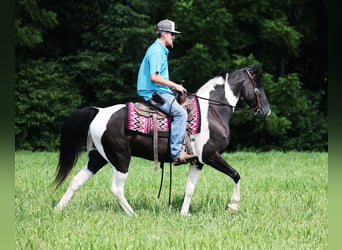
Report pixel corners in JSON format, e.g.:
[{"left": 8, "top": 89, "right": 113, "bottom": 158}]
[{"left": 157, "top": 19, "right": 181, "bottom": 34}]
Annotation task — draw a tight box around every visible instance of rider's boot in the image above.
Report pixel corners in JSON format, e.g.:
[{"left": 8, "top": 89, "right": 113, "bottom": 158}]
[{"left": 173, "top": 132, "right": 197, "bottom": 165}]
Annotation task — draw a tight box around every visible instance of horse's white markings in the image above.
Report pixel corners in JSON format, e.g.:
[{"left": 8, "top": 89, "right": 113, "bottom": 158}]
[
  {"left": 55, "top": 165, "right": 93, "bottom": 210},
  {"left": 191, "top": 77, "right": 222, "bottom": 162},
  {"left": 228, "top": 180, "right": 240, "bottom": 212},
  {"left": 110, "top": 167, "right": 136, "bottom": 215},
  {"left": 90, "top": 104, "right": 138, "bottom": 215},
  {"left": 224, "top": 73, "right": 239, "bottom": 110},
  {"left": 180, "top": 164, "right": 202, "bottom": 216},
  {"left": 191, "top": 74, "right": 239, "bottom": 163},
  {"left": 89, "top": 104, "right": 125, "bottom": 162}
]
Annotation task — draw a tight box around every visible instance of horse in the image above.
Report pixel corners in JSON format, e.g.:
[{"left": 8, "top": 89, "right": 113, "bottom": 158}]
[{"left": 53, "top": 66, "right": 271, "bottom": 216}]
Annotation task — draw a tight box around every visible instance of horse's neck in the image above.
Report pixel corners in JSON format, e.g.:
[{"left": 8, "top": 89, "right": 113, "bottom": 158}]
[{"left": 196, "top": 75, "right": 237, "bottom": 142}]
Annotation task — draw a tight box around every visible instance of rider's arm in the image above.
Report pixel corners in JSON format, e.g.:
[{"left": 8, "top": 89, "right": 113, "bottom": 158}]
[{"left": 150, "top": 73, "right": 186, "bottom": 93}]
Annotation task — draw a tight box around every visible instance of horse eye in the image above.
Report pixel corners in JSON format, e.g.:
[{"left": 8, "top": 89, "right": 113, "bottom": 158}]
[{"left": 254, "top": 88, "right": 259, "bottom": 94}]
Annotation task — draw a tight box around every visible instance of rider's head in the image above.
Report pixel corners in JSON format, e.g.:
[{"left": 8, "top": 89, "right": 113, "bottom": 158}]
[{"left": 156, "top": 19, "right": 181, "bottom": 48}]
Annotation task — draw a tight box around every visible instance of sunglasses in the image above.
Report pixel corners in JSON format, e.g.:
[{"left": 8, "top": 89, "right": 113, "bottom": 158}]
[{"left": 165, "top": 32, "right": 176, "bottom": 37}]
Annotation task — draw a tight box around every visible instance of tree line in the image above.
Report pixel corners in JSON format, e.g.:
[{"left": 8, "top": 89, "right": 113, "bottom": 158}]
[{"left": 15, "top": 0, "right": 327, "bottom": 151}]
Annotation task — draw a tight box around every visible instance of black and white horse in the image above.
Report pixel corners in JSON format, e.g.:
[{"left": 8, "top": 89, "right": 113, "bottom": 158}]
[{"left": 54, "top": 66, "right": 271, "bottom": 215}]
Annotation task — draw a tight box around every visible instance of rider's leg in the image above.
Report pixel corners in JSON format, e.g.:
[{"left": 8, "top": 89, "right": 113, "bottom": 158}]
[{"left": 153, "top": 93, "right": 196, "bottom": 163}]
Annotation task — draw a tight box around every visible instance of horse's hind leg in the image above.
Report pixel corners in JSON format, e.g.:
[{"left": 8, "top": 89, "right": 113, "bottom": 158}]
[
  {"left": 55, "top": 150, "right": 107, "bottom": 210},
  {"left": 110, "top": 167, "right": 136, "bottom": 216},
  {"left": 180, "top": 163, "right": 203, "bottom": 216}
]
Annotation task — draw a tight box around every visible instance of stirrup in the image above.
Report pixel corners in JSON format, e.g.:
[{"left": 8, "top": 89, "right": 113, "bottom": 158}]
[{"left": 173, "top": 154, "right": 197, "bottom": 166}]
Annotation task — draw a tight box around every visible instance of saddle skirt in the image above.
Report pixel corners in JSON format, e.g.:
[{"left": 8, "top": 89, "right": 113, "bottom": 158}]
[{"left": 126, "top": 95, "right": 201, "bottom": 137}]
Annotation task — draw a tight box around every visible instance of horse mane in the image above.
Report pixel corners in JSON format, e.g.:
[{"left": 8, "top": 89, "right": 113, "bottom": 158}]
[
  {"left": 217, "top": 69, "right": 234, "bottom": 78},
  {"left": 217, "top": 65, "right": 263, "bottom": 83}
]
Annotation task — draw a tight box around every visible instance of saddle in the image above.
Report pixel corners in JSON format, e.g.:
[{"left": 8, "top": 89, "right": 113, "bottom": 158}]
[
  {"left": 133, "top": 102, "right": 167, "bottom": 119},
  {"left": 126, "top": 94, "right": 201, "bottom": 170}
]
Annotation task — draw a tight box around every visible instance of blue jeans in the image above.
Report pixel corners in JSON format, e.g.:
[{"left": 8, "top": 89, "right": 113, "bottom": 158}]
[{"left": 149, "top": 93, "right": 187, "bottom": 160}]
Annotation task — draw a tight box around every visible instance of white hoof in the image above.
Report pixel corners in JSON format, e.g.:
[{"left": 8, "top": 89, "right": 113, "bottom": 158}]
[
  {"left": 180, "top": 213, "right": 191, "bottom": 217},
  {"left": 54, "top": 205, "right": 63, "bottom": 211},
  {"left": 227, "top": 202, "right": 238, "bottom": 214},
  {"left": 54, "top": 201, "right": 66, "bottom": 211},
  {"left": 228, "top": 206, "right": 237, "bottom": 214}
]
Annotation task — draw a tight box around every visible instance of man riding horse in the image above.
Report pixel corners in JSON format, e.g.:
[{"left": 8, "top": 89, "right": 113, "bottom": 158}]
[
  {"left": 137, "top": 19, "right": 197, "bottom": 165},
  {"left": 54, "top": 20, "right": 271, "bottom": 216}
]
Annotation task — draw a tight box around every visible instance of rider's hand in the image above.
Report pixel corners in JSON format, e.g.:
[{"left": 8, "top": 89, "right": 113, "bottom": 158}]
[{"left": 173, "top": 84, "right": 187, "bottom": 94}]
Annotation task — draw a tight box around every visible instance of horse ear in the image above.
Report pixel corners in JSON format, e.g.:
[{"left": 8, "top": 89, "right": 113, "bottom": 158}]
[{"left": 248, "top": 64, "right": 263, "bottom": 81}]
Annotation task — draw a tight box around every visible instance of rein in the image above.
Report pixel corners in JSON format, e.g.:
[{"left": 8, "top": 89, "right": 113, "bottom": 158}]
[
  {"left": 187, "top": 68, "right": 262, "bottom": 116},
  {"left": 187, "top": 93, "right": 256, "bottom": 115}
]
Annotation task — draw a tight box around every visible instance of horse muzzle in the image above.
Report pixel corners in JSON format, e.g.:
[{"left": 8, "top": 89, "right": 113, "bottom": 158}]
[{"left": 255, "top": 107, "right": 271, "bottom": 119}]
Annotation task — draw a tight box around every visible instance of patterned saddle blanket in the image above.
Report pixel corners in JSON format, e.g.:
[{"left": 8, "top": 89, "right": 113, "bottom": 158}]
[{"left": 126, "top": 95, "right": 201, "bottom": 137}]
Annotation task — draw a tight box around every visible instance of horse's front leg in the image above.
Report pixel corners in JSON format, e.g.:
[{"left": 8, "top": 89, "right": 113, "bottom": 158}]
[
  {"left": 180, "top": 163, "right": 202, "bottom": 216},
  {"left": 204, "top": 152, "right": 241, "bottom": 213}
]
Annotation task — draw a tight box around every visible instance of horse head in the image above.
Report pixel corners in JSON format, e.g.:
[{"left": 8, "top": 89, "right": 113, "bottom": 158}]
[{"left": 240, "top": 66, "right": 271, "bottom": 119}]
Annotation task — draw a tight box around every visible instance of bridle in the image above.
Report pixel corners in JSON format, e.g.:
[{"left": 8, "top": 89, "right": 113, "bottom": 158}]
[
  {"left": 245, "top": 67, "right": 263, "bottom": 114},
  {"left": 187, "top": 68, "right": 263, "bottom": 116}
]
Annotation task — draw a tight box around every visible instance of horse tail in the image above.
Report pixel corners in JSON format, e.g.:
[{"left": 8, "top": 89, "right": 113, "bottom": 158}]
[{"left": 54, "top": 106, "right": 99, "bottom": 188}]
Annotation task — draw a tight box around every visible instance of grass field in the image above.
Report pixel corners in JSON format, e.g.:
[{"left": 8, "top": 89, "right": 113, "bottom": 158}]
[{"left": 15, "top": 151, "right": 327, "bottom": 249}]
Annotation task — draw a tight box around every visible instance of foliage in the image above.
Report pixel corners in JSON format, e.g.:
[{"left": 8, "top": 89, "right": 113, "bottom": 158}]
[
  {"left": 15, "top": 0, "right": 58, "bottom": 49},
  {"left": 15, "top": 59, "right": 82, "bottom": 151},
  {"left": 230, "top": 72, "right": 327, "bottom": 151},
  {"left": 14, "top": 0, "right": 327, "bottom": 151},
  {"left": 65, "top": 2, "right": 152, "bottom": 106},
  {"left": 15, "top": 151, "right": 328, "bottom": 249},
  {"left": 265, "top": 74, "right": 327, "bottom": 150}
]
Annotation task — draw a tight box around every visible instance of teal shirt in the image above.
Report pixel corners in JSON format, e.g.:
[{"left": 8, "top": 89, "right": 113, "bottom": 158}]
[{"left": 137, "top": 39, "right": 173, "bottom": 100}]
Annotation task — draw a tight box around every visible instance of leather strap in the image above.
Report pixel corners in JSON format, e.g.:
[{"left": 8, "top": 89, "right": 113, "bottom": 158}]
[{"left": 153, "top": 114, "right": 159, "bottom": 171}]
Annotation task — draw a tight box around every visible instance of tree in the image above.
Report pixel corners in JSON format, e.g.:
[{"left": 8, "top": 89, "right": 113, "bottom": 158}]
[
  {"left": 15, "top": 59, "right": 82, "bottom": 150},
  {"left": 66, "top": 2, "right": 153, "bottom": 106},
  {"left": 15, "top": 0, "right": 58, "bottom": 63}
]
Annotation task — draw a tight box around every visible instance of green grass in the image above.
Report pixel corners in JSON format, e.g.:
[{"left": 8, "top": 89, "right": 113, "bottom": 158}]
[{"left": 15, "top": 151, "right": 327, "bottom": 249}]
